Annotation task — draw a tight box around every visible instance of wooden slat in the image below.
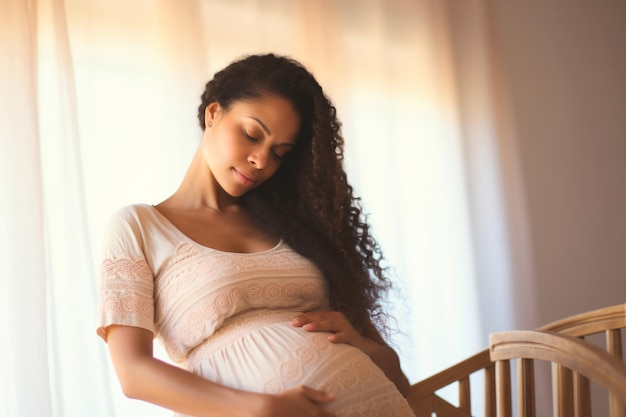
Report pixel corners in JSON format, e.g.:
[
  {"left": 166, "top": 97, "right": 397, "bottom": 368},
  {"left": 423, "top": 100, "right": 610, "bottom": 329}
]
[
  {"left": 555, "top": 364, "right": 574, "bottom": 417},
  {"left": 484, "top": 364, "right": 497, "bottom": 417},
  {"left": 496, "top": 359, "right": 512, "bottom": 417},
  {"left": 459, "top": 376, "right": 471, "bottom": 413},
  {"left": 573, "top": 371, "right": 591, "bottom": 417},
  {"left": 607, "top": 328, "right": 625, "bottom": 417},
  {"left": 518, "top": 358, "right": 536, "bottom": 417},
  {"left": 606, "top": 328, "right": 624, "bottom": 358}
]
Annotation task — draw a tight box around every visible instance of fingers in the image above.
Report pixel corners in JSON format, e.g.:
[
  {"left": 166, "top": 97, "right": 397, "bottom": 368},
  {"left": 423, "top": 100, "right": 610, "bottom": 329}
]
[
  {"left": 292, "top": 311, "right": 362, "bottom": 345},
  {"left": 298, "top": 385, "right": 336, "bottom": 404},
  {"left": 265, "top": 386, "right": 337, "bottom": 417},
  {"left": 292, "top": 311, "right": 346, "bottom": 330}
]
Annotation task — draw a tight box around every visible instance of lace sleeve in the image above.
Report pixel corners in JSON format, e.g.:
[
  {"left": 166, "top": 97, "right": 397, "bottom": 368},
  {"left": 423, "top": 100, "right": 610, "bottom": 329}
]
[{"left": 96, "top": 207, "right": 155, "bottom": 341}]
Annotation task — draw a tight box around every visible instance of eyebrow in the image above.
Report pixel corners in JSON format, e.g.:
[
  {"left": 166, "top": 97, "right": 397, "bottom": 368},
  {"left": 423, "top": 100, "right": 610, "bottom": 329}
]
[
  {"left": 247, "top": 116, "right": 272, "bottom": 135},
  {"left": 245, "top": 116, "right": 296, "bottom": 148}
]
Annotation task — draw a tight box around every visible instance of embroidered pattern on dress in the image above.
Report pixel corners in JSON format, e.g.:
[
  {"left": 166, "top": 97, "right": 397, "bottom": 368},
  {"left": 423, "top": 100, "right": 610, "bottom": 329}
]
[
  {"left": 102, "top": 257, "right": 152, "bottom": 279},
  {"left": 167, "top": 280, "right": 325, "bottom": 353},
  {"left": 261, "top": 335, "right": 395, "bottom": 414},
  {"left": 262, "top": 331, "right": 333, "bottom": 393},
  {"left": 153, "top": 242, "right": 329, "bottom": 360},
  {"left": 100, "top": 256, "right": 153, "bottom": 315}
]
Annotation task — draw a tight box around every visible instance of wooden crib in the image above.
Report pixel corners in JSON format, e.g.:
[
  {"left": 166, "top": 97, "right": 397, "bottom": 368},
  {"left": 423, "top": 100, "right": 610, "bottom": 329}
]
[{"left": 407, "top": 303, "right": 626, "bottom": 417}]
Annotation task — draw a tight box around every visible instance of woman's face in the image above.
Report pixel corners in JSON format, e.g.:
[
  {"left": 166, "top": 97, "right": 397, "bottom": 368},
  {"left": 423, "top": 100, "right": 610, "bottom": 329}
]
[{"left": 201, "top": 94, "right": 301, "bottom": 197}]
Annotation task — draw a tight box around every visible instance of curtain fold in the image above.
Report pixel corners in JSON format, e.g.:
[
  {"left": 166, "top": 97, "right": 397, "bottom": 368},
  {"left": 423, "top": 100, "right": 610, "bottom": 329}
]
[
  {"left": 1, "top": 1, "right": 527, "bottom": 416},
  {"left": 446, "top": 0, "right": 536, "bottom": 335},
  {"left": 38, "top": 0, "right": 115, "bottom": 415},
  {"left": 0, "top": 1, "right": 53, "bottom": 416}
]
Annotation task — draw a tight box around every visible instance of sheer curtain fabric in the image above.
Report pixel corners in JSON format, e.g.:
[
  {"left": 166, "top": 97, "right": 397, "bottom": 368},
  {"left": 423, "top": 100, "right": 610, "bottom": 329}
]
[{"left": 0, "top": 1, "right": 530, "bottom": 416}]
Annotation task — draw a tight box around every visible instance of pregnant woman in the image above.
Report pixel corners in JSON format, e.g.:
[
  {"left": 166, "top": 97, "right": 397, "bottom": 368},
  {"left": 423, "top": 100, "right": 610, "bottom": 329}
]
[{"left": 97, "top": 53, "right": 414, "bottom": 417}]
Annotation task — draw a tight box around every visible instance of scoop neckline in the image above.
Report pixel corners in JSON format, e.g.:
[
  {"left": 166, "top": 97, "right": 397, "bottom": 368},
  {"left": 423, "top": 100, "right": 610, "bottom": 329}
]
[{"left": 144, "top": 203, "right": 283, "bottom": 255}]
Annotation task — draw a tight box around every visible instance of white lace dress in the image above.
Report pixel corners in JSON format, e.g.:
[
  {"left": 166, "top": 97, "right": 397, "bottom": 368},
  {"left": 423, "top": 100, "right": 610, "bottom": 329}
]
[{"left": 97, "top": 204, "right": 414, "bottom": 417}]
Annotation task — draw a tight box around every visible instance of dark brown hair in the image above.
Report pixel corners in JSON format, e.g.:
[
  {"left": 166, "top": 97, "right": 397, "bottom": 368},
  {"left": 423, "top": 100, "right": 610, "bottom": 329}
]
[{"left": 198, "top": 54, "right": 392, "bottom": 341}]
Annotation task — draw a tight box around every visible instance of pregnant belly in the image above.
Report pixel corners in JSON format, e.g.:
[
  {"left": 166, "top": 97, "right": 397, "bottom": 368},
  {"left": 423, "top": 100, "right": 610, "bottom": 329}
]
[{"left": 184, "top": 309, "right": 414, "bottom": 417}]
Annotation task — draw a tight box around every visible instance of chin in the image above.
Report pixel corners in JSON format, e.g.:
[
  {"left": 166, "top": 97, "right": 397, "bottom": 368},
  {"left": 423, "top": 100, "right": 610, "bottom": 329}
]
[{"left": 227, "top": 187, "right": 253, "bottom": 198}]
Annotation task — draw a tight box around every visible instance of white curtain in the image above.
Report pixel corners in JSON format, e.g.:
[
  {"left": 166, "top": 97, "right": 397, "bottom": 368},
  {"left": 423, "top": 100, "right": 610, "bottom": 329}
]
[{"left": 0, "top": 0, "right": 531, "bottom": 416}]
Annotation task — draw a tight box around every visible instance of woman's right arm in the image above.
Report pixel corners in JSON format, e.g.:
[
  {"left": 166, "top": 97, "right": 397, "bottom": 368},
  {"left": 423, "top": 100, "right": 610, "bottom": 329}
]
[{"left": 105, "top": 324, "right": 337, "bottom": 417}]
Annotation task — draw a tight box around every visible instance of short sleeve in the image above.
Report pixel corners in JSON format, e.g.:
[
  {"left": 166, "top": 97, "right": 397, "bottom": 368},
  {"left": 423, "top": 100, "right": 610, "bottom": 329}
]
[{"left": 97, "top": 207, "right": 155, "bottom": 341}]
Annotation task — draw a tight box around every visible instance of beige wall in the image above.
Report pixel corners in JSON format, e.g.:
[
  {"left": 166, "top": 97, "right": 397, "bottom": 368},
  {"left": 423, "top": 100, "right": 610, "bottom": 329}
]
[{"left": 490, "top": 1, "right": 626, "bottom": 326}]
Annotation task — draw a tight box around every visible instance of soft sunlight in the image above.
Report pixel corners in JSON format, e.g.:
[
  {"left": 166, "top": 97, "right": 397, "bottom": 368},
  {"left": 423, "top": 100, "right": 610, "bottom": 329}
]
[{"left": 2, "top": 1, "right": 519, "bottom": 416}]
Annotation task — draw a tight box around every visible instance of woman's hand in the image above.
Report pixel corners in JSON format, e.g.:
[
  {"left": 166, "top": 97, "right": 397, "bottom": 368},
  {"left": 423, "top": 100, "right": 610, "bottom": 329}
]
[
  {"left": 254, "top": 386, "right": 336, "bottom": 417},
  {"left": 291, "top": 310, "right": 376, "bottom": 354},
  {"left": 292, "top": 310, "right": 410, "bottom": 397}
]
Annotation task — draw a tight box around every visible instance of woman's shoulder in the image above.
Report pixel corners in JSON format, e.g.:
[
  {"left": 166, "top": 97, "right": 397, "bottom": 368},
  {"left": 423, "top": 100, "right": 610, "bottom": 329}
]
[
  {"left": 107, "top": 203, "right": 160, "bottom": 225},
  {"left": 110, "top": 202, "right": 153, "bottom": 217},
  {"left": 103, "top": 203, "right": 162, "bottom": 240},
  {"left": 102, "top": 203, "right": 172, "bottom": 257}
]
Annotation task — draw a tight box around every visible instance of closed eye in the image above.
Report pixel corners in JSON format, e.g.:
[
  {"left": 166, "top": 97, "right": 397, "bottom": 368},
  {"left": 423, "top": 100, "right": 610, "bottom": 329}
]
[
  {"left": 243, "top": 129, "right": 259, "bottom": 142},
  {"left": 271, "top": 145, "right": 294, "bottom": 161}
]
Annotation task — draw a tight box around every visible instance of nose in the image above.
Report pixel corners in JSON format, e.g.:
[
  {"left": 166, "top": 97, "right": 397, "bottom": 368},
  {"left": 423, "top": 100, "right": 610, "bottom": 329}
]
[{"left": 248, "top": 149, "right": 269, "bottom": 169}]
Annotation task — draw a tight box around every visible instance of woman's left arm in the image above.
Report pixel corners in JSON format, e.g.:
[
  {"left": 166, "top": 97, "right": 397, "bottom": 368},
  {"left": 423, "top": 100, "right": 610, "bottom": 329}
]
[{"left": 292, "top": 311, "right": 410, "bottom": 397}]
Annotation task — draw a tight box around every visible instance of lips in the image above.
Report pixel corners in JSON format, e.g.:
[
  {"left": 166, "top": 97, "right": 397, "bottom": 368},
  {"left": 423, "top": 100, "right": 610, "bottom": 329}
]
[{"left": 233, "top": 168, "right": 258, "bottom": 187}]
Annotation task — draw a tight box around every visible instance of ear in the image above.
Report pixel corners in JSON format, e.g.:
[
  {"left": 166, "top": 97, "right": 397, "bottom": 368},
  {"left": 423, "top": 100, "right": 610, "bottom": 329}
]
[{"left": 204, "top": 102, "right": 220, "bottom": 127}]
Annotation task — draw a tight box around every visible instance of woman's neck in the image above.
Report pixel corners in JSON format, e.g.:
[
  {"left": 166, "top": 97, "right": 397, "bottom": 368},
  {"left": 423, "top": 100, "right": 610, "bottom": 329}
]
[{"left": 161, "top": 148, "right": 239, "bottom": 213}]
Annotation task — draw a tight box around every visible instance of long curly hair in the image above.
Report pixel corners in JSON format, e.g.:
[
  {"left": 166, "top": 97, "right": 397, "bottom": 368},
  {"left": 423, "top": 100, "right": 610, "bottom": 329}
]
[{"left": 197, "top": 54, "right": 393, "bottom": 341}]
